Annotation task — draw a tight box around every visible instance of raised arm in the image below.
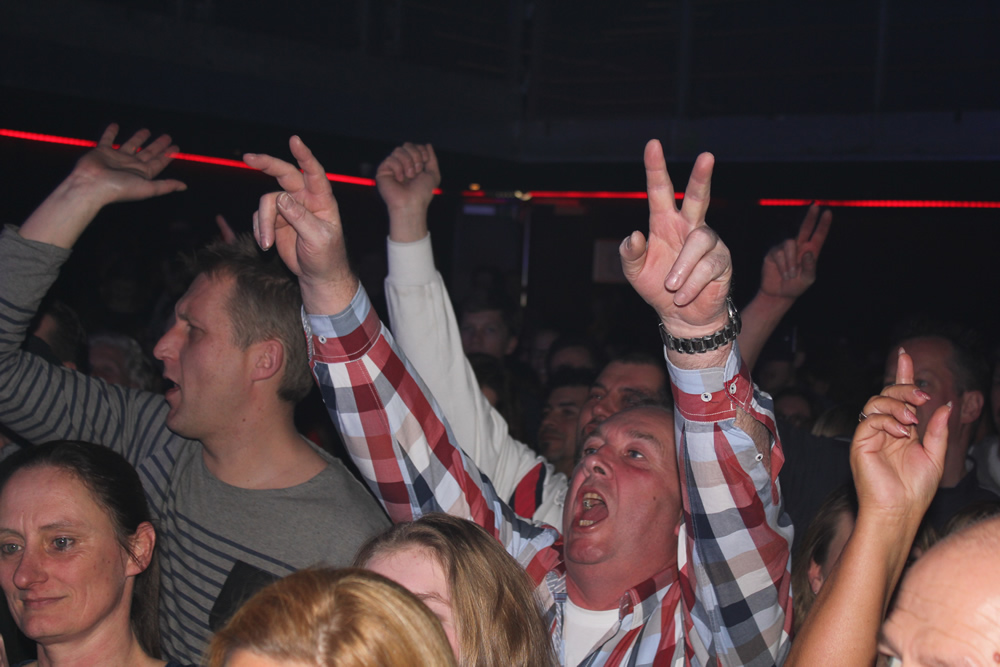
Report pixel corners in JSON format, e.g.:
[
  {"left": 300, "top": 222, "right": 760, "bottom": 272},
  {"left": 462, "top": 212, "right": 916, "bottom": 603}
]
[
  {"left": 245, "top": 138, "right": 560, "bottom": 566},
  {"left": 620, "top": 140, "right": 793, "bottom": 664},
  {"left": 19, "top": 124, "right": 186, "bottom": 248},
  {"left": 378, "top": 143, "right": 568, "bottom": 527},
  {"left": 786, "top": 349, "right": 948, "bottom": 666},
  {"left": 0, "top": 125, "right": 187, "bottom": 463},
  {"left": 739, "top": 204, "right": 832, "bottom": 370}
]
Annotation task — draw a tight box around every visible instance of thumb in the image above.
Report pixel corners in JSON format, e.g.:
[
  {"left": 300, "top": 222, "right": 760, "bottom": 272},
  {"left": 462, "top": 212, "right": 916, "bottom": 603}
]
[
  {"left": 619, "top": 230, "right": 648, "bottom": 281},
  {"left": 923, "top": 402, "right": 951, "bottom": 473}
]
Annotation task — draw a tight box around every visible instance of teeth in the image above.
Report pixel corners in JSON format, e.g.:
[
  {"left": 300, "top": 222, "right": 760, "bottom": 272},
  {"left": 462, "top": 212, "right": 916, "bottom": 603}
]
[
  {"left": 579, "top": 519, "right": 594, "bottom": 526},
  {"left": 583, "top": 499, "right": 593, "bottom": 510}
]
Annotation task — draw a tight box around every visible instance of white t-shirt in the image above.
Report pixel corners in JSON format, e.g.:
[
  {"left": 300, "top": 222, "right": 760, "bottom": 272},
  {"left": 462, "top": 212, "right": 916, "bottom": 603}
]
[{"left": 564, "top": 597, "right": 621, "bottom": 666}]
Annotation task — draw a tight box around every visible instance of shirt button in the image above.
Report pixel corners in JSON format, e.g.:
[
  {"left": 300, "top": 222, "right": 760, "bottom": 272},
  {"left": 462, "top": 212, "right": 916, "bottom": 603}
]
[
  {"left": 700, "top": 392, "right": 712, "bottom": 402},
  {"left": 729, "top": 382, "right": 738, "bottom": 394},
  {"left": 318, "top": 336, "right": 327, "bottom": 344},
  {"left": 755, "top": 453, "right": 764, "bottom": 462}
]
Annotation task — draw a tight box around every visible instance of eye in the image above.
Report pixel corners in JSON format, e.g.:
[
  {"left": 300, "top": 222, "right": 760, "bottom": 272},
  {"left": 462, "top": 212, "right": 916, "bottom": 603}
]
[
  {"left": 0, "top": 543, "right": 21, "bottom": 556},
  {"left": 581, "top": 445, "right": 598, "bottom": 456},
  {"left": 627, "top": 449, "right": 645, "bottom": 459},
  {"left": 52, "top": 537, "right": 74, "bottom": 551},
  {"left": 586, "top": 391, "right": 604, "bottom": 404}
]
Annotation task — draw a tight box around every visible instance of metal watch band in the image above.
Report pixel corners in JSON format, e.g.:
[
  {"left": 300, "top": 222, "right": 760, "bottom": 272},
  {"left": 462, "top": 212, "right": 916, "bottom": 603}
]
[{"left": 658, "top": 297, "right": 742, "bottom": 354}]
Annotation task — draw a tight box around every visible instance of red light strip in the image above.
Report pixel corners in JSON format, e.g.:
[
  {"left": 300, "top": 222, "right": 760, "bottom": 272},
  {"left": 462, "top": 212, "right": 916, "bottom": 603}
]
[
  {"left": 4, "top": 130, "right": 997, "bottom": 207},
  {"left": 2, "top": 129, "right": 378, "bottom": 187},
  {"left": 759, "top": 198, "right": 1000, "bottom": 209}
]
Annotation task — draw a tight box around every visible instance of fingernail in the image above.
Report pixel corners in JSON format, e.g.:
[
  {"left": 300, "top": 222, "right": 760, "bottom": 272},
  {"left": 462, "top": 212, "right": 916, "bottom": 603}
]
[
  {"left": 622, "top": 235, "right": 631, "bottom": 250},
  {"left": 915, "top": 390, "right": 931, "bottom": 401},
  {"left": 904, "top": 408, "right": 917, "bottom": 422},
  {"left": 244, "top": 153, "right": 257, "bottom": 159},
  {"left": 277, "top": 192, "right": 294, "bottom": 210},
  {"left": 897, "top": 423, "right": 910, "bottom": 437},
  {"left": 945, "top": 401, "right": 953, "bottom": 411},
  {"left": 898, "top": 346, "right": 906, "bottom": 356}
]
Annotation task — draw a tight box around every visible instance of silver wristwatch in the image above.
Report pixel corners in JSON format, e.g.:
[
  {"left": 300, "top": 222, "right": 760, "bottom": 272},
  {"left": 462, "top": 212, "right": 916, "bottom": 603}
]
[{"left": 659, "top": 297, "right": 742, "bottom": 354}]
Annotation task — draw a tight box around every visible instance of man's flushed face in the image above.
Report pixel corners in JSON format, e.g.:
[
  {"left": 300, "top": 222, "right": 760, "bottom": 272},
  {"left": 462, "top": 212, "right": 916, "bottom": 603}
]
[
  {"left": 538, "top": 385, "right": 589, "bottom": 468},
  {"left": 460, "top": 310, "right": 516, "bottom": 360},
  {"left": 576, "top": 362, "right": 667, "bottom": 450},
  {"left": 154, "top": 273, "right": 254, "bottom": 441},
  {"left": 879, "top": 531, "right": 1000, "bottom": 665},
  {"left": 563, "top": 407, "right": 680, "bottom": 577}
]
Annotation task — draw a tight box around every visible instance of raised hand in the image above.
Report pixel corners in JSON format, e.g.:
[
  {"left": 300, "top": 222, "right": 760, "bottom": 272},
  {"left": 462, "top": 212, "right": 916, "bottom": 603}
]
[
  {"left": 244, "top": 136, "right": 357, "bottom": 313},
  {"left": 377, "top": 143, "right": 440, "bottom": 243},
  {"left": 852, "top": 349, "right": 949, "bottom": 522},
  {"left": 759, "top": 203, "right": 832, "bottom": 301},
  {"left": 620, "top": 140, "right": 731, "bottom": 339},
  {"left": 19, "top": 123, "right": 186, "bottom": 249},
  {"left": 70, "top": 124, "right": 186, "bottom": 206}
]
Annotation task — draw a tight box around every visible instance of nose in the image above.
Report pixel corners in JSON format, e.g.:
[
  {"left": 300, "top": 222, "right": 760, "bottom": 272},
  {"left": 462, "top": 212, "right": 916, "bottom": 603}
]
[
  {"left": 12, "top": 548, "right": 46, "bottom": 590},
  {"left": 153, "top": 322, "right": 180, "bottom": 362},
  {"left": 582, "top": 448, "right": 610, "bottom": 477},
  {"left": 591, "top": 395, "right": 615, "bottom": 422}
]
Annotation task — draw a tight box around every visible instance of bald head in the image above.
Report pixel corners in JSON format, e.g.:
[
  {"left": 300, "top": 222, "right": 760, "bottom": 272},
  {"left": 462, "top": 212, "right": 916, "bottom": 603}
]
[{"left": 879, "top": 517, "right": 1000, "bottom": 664}]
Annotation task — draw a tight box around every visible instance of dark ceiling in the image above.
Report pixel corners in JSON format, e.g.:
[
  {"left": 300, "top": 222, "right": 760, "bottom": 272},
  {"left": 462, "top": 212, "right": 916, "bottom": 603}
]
[{"left": 3, "top": 0, "right": 1000, "bottom": 168}]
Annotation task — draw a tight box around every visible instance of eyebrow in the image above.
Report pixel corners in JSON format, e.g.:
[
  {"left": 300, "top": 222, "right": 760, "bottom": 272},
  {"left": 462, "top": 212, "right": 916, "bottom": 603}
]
[{"left": 624, "top": 428, "right": 661, "bottom": 446}]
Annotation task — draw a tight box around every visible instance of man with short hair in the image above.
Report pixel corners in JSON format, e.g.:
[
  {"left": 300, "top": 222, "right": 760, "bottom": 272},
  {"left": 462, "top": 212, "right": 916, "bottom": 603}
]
[
  {"left": 535, "top": 368, "right": 595, "bottom": 478},
  {"left": 249, "top": 135, "right": 792, "bottom": 665},
  {"left": 879, "top": 515, "right": 1000, "bottom": 664},
  {"left": 881, "top": 324, "right": 997, "bottom": 530},
  {"left": 0, "top": 126, "right": 389, "bottom": 663}
]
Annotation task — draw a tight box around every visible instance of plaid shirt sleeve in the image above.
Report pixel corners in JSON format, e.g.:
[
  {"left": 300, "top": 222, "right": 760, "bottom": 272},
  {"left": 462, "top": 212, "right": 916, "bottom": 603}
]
[
  {"left": 304, "top": 285, "right": 560, "bottom": 570},
  {"left": 669, "top": 342, "right": 794, "bottom": 666}
]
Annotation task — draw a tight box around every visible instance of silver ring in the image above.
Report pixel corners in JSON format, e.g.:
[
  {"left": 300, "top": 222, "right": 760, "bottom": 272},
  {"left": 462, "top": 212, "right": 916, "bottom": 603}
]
[{"left": 858, "top": 411, "right": 869, "bottom": 422}]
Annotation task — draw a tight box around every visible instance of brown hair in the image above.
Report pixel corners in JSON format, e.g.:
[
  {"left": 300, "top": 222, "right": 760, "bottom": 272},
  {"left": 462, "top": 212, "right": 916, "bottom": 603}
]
[
  {"left": 191, "top": 235, "right": 313, "bottom": 403},
  {"left": 791, "top": 483, "right": 858, "bottom": 635},
  {"left": 0, "top": 441, "right": 161, "bottom": 657},
  {"left": 354, "top": 513, "right": 555, "bottom": 667},
  {"left": 205, "top": 568, "right": 456, "bottom": 667}
]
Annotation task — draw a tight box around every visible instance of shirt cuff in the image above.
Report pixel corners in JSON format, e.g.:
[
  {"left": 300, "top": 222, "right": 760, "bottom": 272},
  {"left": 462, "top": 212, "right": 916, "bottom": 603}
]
[
  {"left": 667, "top": 340, "right": 754, "bottom": 422},
  {"left": 386, "top": 233, "right": 436, "bottom": 286},
  {"left": 304, "top": 284, "right": 381, "bottom": 361}
]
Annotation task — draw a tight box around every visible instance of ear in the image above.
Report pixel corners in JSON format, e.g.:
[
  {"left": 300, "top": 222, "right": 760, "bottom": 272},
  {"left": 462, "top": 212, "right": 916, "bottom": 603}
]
[
  {"left": 959, "top": 389, "right": 984, "bottom": 425},
  {"left": 126, "top": 521, "right": 156, "bottom": 576},
  {"left": 504, "top": 335, "right": 519, "bottom": 357},
  {"left": 807, "top": 559, "right": 825, "bottom": 595},
  {"left": 250, "top": 339, "right": 285, "bottom": 383}
]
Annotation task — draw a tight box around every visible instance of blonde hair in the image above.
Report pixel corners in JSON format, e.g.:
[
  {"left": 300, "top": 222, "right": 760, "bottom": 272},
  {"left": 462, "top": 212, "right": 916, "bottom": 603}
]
[
  {"left": 354, "top": 513, "right": 556, "bottom": 667},
  {"left": 205, "top": 568, "right": 456, "bottom": 667}
]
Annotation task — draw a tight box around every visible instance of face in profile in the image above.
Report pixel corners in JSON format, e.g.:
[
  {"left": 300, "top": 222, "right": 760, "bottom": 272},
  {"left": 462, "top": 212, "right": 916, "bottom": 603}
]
[
  {"left": 154, "top": 273, "right": 254, "bottom": 440},
  {"left": 365, "top": 546, "right": 458, "bottom": 658},
  {"left": 0, "top": 466, "right": 141, "bottom": 646}
]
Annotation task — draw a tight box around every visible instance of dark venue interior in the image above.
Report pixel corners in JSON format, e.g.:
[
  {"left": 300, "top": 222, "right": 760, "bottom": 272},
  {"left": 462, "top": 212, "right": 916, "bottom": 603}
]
[{"left": 2, "top": 0, "right": 999, "bottom": 385}]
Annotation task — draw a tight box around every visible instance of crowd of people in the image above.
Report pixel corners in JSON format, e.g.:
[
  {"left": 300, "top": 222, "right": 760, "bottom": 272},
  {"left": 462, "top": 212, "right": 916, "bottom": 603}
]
[{"left": 0, "top": 122, "right": 996, "bottom": 667}]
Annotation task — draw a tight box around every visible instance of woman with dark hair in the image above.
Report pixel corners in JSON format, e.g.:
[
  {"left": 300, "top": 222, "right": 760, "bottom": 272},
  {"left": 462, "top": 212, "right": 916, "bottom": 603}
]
[
  {"left": 0, "top": 441, "right": 185, "bottom": 667},
  {"left": 354, "top": 513, "right": 555, "bottom": 667},
  {"left": 790, "top": 483, "right": 858, "bottom": 634}
]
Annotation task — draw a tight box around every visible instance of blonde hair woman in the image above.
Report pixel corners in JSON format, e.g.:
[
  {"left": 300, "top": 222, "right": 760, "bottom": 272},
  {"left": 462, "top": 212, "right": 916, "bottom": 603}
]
[
  {"left": 206, "top": 568, "right": 456, "bottom": 667},
  {"left": 354, "top": 513, "right": 555, "bottom": 667}
]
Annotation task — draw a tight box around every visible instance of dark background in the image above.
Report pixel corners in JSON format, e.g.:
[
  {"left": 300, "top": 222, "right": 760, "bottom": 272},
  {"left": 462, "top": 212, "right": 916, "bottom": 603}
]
[{"left": 2, "top": 0, "right": 1000, "bottom": 376}]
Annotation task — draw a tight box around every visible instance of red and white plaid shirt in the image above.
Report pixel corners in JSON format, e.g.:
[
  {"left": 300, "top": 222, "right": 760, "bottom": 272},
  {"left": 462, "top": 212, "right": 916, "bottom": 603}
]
[{"left": 306, "top": 286, "right": 793, "bottom": 666}]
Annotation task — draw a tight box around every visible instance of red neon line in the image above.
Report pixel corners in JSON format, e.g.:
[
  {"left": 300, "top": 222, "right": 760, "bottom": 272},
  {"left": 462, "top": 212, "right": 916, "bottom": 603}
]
[
  {"left": 759, "top": 198, "right": 1000, "bottom": 209},
  {"left": 5, "top": 130, "right": 998, "bottom": 207},
  {"left": 2, "top": 129, "right": 379, "bottom": 188},
  {"left": 0, "top": 129, "right": 98, "bottom": 147}
]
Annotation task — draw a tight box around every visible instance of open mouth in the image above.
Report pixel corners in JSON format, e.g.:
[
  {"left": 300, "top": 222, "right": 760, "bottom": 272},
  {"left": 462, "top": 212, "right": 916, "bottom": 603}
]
[{"left": 577, "top": 491, "right": 608, "bottom": 527}]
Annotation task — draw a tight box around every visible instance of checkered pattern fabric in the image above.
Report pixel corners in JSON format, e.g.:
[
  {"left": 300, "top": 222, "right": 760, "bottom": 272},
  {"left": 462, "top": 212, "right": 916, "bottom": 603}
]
[{"left": 306, "top": 286, "right": 793, "bottom": 666}]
